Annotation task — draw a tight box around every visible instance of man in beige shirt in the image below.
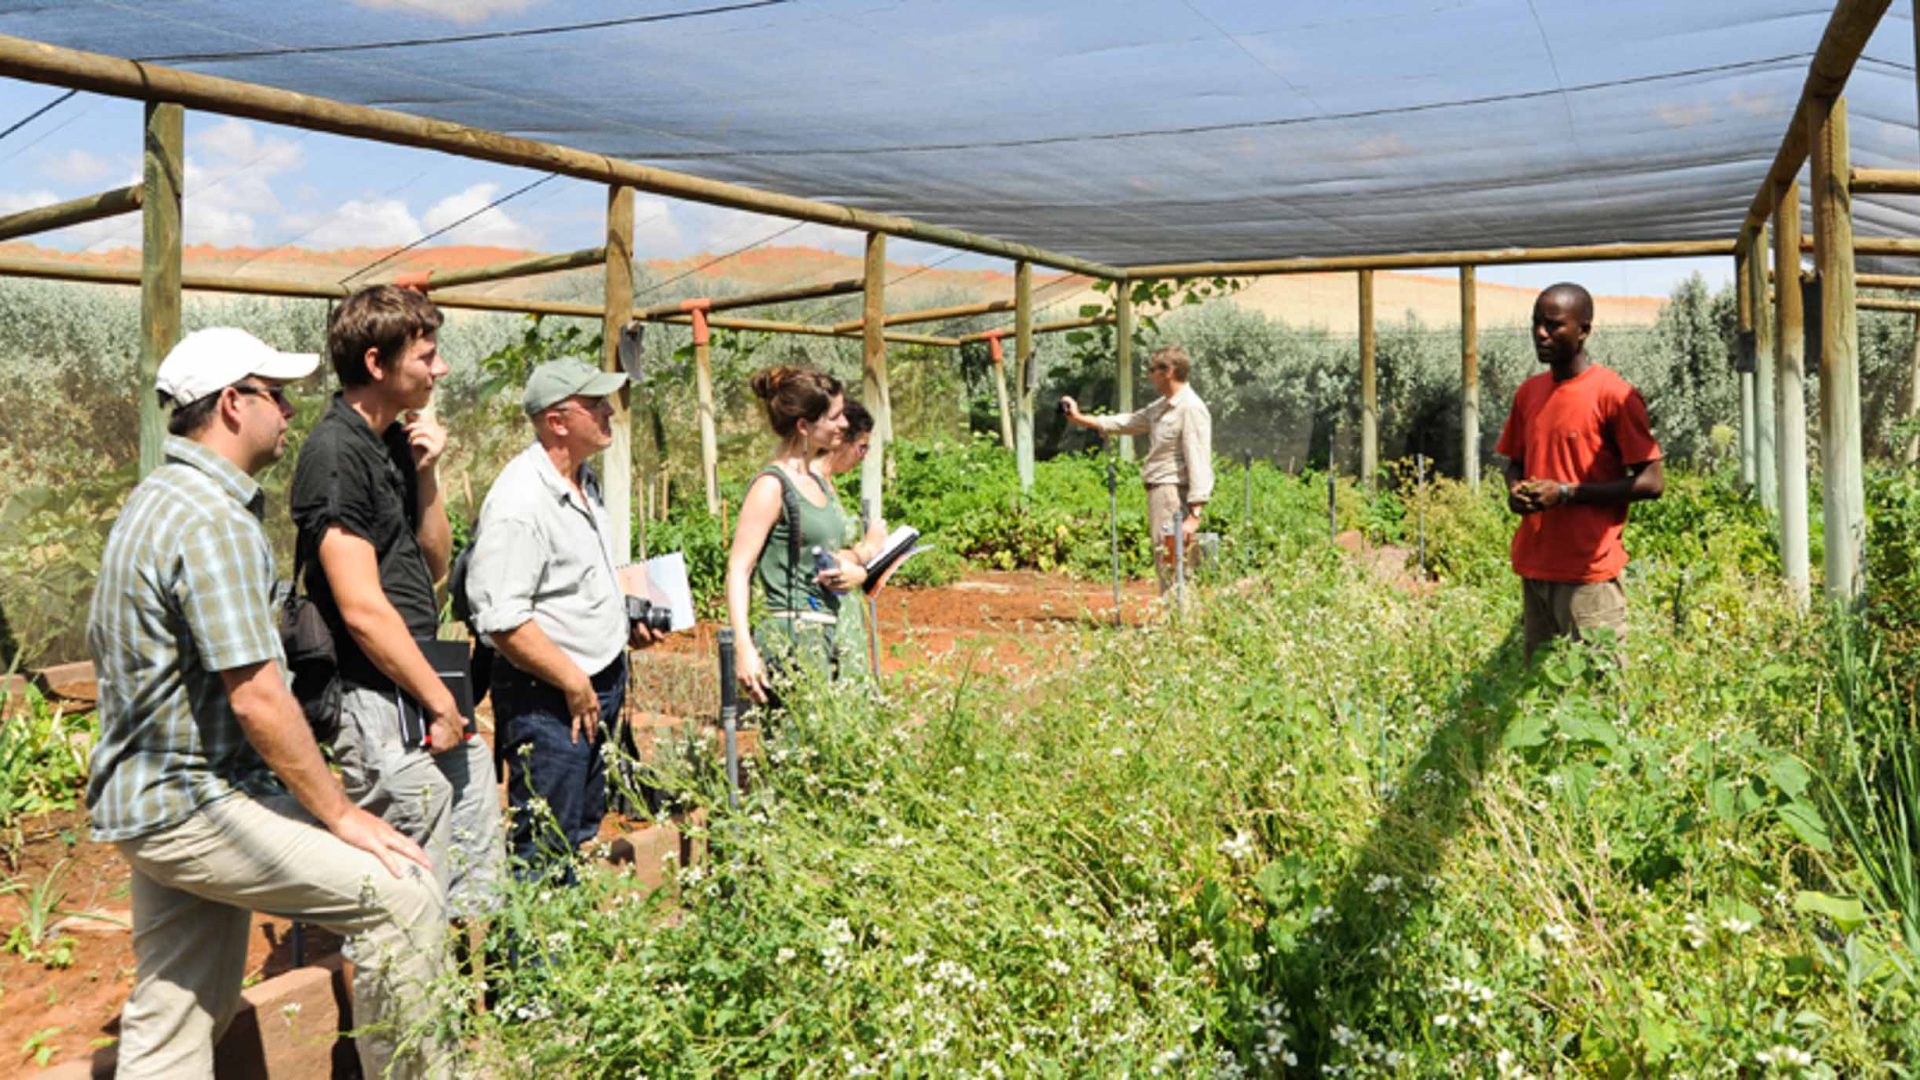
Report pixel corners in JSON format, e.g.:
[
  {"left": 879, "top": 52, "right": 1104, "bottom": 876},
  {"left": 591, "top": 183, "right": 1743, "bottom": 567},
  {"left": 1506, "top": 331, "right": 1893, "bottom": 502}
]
[{"left": 1062, "top": 344, "right": 1214, "bottom": 593}]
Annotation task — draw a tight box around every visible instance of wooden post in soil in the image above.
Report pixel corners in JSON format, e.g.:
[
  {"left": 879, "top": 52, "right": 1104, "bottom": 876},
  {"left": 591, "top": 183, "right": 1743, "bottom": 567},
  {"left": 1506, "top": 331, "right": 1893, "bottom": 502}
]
[
  {"left": 1460, "top": 266, "right": 1480, "bottom": 489},
  {"left": 139, "top": 102, "right": 183, "bottom": 478},
  {"left": 692, "top": 305, "right": 720, "bottom": 516},
  {"left": 1115, "top": 283, "right": 1135, "bottom": 461},
  {"left": 1811, "top": 94, "right": 1866, "bottom": 602},
  {"left": 1736, "top": 245, "right": 1758, "bottom": 488},
  {"left": 988, "top": 334, "right": 1014, "bottom": 450},
  {"left": 603, "top": 186, "right": 635, "bottom": 559},
  {"left": 1774, "top": 179, "right": 1812, "bottom": 609},
  {"left": 1358, "top": 269, "right": 1378, "bottom": 490},
  {"left": 1748, "top": 226, "right": 1778, "bottom": 511},
  {"left": 1905, "top": 312, "right": 1920, "bottom": 465},
  {"left": 1014, "top": 260, "right": 1036, "bottom": 491},
  {"left": 861, "top": 232, "right": 889, "bottom": 511}
]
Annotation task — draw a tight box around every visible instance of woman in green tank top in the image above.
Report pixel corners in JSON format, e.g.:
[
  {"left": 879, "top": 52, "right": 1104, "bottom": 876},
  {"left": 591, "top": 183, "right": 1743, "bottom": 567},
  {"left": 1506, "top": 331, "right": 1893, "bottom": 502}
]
[
  {"left": 819, "top": 400, "right": 888, "bottom": 680},
  {"left": 726, "top": 366, "right": 867, "bottom": 704}
]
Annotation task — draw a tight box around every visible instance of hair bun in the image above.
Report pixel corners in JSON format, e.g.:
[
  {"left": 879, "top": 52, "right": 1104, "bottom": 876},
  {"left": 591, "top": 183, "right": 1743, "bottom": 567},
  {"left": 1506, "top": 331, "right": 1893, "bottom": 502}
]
[{"left": 751, "top": 365, "right": 798, "bottom": 402}]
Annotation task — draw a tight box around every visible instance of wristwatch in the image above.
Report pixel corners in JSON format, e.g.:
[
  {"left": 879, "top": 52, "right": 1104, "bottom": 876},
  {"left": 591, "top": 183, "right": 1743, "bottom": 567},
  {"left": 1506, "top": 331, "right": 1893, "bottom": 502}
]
[{"left": 1557, "top": 482, "right": 1573, "bottom": 505}]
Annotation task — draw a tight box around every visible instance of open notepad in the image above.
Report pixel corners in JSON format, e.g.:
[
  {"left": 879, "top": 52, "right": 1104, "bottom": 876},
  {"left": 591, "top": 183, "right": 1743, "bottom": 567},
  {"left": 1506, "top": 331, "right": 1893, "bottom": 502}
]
[{"left": 862, "top": 525, "right": 923, "bottom": 595}]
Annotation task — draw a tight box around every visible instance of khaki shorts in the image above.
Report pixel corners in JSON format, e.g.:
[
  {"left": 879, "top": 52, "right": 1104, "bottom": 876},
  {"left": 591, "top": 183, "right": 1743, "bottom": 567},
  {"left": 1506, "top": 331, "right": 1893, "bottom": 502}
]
[{"left": 1521, "top": 577, "right": 1627, "bottom": 660}]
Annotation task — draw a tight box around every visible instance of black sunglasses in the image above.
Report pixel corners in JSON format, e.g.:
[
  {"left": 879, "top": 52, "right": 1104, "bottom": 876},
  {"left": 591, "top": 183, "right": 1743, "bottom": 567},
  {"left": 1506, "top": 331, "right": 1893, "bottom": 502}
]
[{"left": 231, "top": 383, "right": 292, "bottom": 407}]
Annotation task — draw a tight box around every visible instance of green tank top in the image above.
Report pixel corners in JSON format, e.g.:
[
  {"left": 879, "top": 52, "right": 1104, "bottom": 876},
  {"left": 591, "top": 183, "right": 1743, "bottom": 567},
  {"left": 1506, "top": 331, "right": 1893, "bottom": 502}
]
[{"left": 753, "top": 466, "right": 847, "bottom": 617}]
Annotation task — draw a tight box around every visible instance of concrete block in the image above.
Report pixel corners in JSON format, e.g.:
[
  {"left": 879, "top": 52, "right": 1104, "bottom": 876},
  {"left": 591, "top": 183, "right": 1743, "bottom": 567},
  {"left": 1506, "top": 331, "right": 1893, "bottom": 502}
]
[
  {"left": 211, "top": 955, "right": 356, "bottom": 1079},
  {"left": 606, "top": 822, "right": 682, "bottom": 892}
]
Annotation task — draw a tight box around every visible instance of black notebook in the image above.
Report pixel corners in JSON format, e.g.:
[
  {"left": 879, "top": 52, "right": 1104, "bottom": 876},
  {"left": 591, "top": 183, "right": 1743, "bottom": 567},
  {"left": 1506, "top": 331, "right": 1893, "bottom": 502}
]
[{"left": 396, "top": 639, "right": 478, "bottom": 749}]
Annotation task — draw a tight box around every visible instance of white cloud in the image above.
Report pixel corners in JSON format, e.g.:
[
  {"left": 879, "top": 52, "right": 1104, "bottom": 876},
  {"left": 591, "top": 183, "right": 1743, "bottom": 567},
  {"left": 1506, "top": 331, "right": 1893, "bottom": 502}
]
[
  {"left": 35, "top": 149, "right": 117, "bottom": 185},
  {"left": 0, "top": 189, "right": 61, "bottom": 215},
  {"left": 172, "top": 119, "right": 308, "bottom": 248},
  {"left": 347, "top": 0, "right": 532, "bottom": 25},
  {"left": 284, "top": 197, "right": 423, "bottom": 249},
  {"left": 630, "top": 195, "right": 685, "bottom": 255},
  {"left": 421, "top": 182, "right": 541, "bottom": 249}
]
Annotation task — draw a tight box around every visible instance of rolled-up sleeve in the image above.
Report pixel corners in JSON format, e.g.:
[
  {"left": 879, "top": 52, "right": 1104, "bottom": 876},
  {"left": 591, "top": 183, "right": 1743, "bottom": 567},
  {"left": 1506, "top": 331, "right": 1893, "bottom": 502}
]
[
  {"left": 466, "top": 516, "right": 544, "bottom": 635},
  {"left": 1181, "top": 402, "right": 1214, "bottom": 504},
  {"left": 1092, "top": 405, "right": 1154, "bottom": 437}
]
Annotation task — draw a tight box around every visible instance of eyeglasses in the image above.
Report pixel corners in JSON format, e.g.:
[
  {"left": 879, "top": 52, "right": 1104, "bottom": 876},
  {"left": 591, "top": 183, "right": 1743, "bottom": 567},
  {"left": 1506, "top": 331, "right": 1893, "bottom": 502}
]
[
  {"left": 231, "top": 383, "right": 292, "bottom": 407},
  {"left": 1148, "top": 363, "right": 1172, "bottom": 373}
]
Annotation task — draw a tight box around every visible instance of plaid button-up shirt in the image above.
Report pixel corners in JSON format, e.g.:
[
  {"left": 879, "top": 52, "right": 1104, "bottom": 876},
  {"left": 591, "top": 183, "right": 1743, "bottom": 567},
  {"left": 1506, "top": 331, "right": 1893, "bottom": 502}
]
[{"left": 86, "top": 436, "right": 285, "bottom": 842}]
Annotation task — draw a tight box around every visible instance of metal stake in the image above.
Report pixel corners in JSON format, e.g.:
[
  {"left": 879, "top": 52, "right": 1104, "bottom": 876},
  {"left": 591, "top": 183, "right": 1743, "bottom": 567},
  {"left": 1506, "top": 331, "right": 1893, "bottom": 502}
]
[
  {"left": 1415, "top": 451, "right": 1427, "bottom": 578},
  {"left": 1327, "top": 424, "right": 1338, "bottom": 542},
  {"left": 1107, "top": 449, "right": 1122, "bottom": 626},
  {"left": 715, "top": 628, "right": 740, "bottom": 809}
]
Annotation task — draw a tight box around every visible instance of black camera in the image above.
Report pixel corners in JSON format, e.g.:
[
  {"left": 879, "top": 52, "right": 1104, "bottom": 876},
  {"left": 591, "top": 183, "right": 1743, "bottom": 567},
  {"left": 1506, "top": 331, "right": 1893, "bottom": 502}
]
[
  {"left": 1055, "top": 398, "right": 1070, "bottom": 416},
  {"left": 625, "top": 594, "right": 672, "bottom": 634}
]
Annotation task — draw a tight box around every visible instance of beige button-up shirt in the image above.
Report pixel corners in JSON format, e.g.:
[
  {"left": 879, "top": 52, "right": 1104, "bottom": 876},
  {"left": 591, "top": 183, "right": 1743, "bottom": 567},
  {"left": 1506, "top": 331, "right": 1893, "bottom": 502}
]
[{"left": 1092, "top": 385, "right": 1214, "bottom": 504}]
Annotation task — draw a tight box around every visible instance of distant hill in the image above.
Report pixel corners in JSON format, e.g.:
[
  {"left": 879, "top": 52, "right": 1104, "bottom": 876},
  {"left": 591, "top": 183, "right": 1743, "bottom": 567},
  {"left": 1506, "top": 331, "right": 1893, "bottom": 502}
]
[{"left": 0, "top": 242, "right": 1665, "bottom": 330}]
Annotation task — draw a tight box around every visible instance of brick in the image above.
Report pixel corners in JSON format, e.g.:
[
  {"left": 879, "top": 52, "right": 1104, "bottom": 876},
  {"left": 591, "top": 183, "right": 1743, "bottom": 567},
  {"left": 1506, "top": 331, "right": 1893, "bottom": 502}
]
[
  {"left": 33, "top": 661, "right": 97, "bottom": 704},
  {"left": 210, "top": 955, "right": 356, "bottom": 1080},
  {"left": 606, "top": 822, "right": 682, "bottom": 892}
]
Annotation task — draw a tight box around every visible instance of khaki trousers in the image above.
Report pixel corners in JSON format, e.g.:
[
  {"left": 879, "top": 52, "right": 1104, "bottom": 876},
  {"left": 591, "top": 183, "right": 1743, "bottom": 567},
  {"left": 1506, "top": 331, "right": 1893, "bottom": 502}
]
[
  {"left": 1521, "top": 577, "right": 1628, "bottom": 660},
  {"left": 334, "top": 686, "right": 506, "bottom": 920},
  {"left": 114, "top": 793, "right": 452, "bottom": 1080},
  {"left": 1146, "top": 483, "right": 1191, "bottom": 595}
]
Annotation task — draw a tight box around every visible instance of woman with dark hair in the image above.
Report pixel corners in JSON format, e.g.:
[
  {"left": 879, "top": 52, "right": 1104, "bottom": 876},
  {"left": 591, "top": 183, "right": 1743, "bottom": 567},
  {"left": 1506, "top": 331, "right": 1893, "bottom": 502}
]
[
  {"left": 725, "top": 366, "right": 864, "bottom": 703},
  {"left": 817, "top": 399, "right": 889, "bottom": 678}
]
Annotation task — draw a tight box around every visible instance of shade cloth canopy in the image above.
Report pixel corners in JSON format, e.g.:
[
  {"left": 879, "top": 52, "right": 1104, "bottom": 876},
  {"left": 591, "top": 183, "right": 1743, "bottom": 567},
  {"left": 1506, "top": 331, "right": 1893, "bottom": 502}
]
[{"left": 3, "top": 1, "right": 1917, "bottom": 266}]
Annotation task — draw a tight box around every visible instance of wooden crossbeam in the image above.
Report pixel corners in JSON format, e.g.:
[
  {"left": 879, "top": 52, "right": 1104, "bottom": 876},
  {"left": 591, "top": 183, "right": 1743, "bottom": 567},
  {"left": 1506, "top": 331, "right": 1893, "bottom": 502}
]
[
  {"left": 632, "top": 277, "right": 861, "bottom": 321},
  {"left": 1123, "top": 239, "right": 1734, "bottom": 279},
  {"left": 0, "top": 184, "right": 140, "bottom": 244}
]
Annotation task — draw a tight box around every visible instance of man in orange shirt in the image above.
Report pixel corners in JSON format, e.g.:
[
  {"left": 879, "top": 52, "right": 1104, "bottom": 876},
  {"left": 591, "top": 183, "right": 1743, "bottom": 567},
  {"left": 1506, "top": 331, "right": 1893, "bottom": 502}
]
[{"left": 1496, "top": 283, "right": 1665, "bottom": 659}]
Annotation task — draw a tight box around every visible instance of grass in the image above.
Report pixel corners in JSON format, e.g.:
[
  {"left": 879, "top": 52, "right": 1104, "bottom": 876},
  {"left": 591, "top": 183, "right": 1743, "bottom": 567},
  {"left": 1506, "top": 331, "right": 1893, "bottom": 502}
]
[{"left": 438, "top": 483, "right": 1919, "bottom": 1077}]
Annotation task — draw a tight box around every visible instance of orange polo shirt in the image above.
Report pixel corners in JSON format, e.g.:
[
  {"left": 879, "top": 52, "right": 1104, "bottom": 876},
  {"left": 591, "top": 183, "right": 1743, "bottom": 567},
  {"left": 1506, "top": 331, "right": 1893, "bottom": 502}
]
[{"left": 1495, "top": 364, "right": 1662, "bottom": 584}]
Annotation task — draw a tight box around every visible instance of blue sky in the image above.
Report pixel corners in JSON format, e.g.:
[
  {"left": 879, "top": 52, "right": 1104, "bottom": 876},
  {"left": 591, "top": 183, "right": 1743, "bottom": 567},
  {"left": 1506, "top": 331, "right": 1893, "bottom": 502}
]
[{"left": 0, "top": 77, "right": 1730, "bottom": 301}]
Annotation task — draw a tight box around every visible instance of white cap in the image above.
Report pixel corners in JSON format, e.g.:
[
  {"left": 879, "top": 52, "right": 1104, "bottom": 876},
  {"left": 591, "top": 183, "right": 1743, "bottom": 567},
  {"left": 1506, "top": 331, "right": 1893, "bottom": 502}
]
[{"left": 155, "top": 327, "right": 320, "bottom": 407}]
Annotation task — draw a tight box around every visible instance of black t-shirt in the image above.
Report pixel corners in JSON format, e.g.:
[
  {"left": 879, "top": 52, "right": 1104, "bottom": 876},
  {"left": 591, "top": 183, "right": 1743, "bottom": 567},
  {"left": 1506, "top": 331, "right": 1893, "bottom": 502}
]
[{"left": 289, "top": 394, "right": 439, "bottom": 691}]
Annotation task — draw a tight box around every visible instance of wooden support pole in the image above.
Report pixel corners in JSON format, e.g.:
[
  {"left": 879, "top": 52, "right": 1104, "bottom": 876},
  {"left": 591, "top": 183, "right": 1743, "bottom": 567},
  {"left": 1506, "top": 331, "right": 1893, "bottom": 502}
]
[
  {"left": 833, "top": 296, "right": 1015, "bottom": 334},
  {"left": 1775, "top": 180, "right": 1812, "bottom": 609},
  {"left": 1905, "top": 312, "right": 1920, "bottom": 465},
  {"left": 693, "top": 329, "right": 720, "bottom": 517},
  {"left": 139, "top": 102, "right": 183, "bottom": 478},
  {"left": 1750, "top": 226, "right": 1778, "bottom": 511},
  {"left": 1849, "top": 166, "right": 1920, "bottom": 194},
  {"left": 1801, "top": 236, "right": 1920, "bottom": 256},
  {"left": 0, "top": 183, "right": 140, "bottom": 244},
  {"left": 390, "top": 245, "right": 604, "bottom": 291},
  {"left": 1358, "top": 269, "right": 1377, "bottom": 489},
  {"left": 1014, "top": 261, "right": 1036, "bottom": 491},
  {"left": 1115, "top": 285, "right": 1135, "bottom": 462},
  {"left": 861, "top": 233, "right": 889, "bottom": 510},
  {"left": 990, "top": 339, "right": 1014, "bottom": 450},
  {"left": 956, "top": 314, "right": 1115, "bottom": 343},
  {"left": 1124, "top": 239, "right": 1734, "bottom": 280},
  {"left": 0, "top": 34, "right": 1122, "bottom": 281},
  {"left": 604, "top": 186, "right": 635, "bottom": 559},
  {"left": 1811, "top": 94, "right": 1866, "bottom": 602},
  {"left": 1855, "top": 296, "right": 1920, "bottom": 314},
  {"left": 1853, "top": 273, "right": 1920, "bottom": 290},
  {"left": 1460, "top": 266, "right": 1480, "bottom": 489},
  {"left": 1736, "top": 246, "right": 1757, "bottom": 487},
  {"left": 1738, "top": 0, "right": 1892, "bottom": 243},
  {"left": 632, "top": 277, "right": 863, "bottom": 321}
]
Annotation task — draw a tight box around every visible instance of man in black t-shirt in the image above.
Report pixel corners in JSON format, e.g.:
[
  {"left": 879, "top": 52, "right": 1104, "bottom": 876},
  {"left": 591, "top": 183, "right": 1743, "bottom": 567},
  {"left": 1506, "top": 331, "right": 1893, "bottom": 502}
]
[{"left": 290, "top": 285, "right": 503, "bottom": 918}]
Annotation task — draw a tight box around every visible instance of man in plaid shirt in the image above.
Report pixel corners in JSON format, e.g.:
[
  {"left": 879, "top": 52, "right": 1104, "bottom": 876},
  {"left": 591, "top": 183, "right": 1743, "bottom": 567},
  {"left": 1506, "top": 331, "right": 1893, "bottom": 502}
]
[{"left": 87, "top": 328, "right": 452, "bottom": 1079}]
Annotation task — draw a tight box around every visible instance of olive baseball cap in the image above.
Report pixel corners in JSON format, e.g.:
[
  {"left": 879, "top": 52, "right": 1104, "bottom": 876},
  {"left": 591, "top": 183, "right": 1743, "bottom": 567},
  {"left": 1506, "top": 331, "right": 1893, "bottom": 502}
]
[{"left": 523, "top": 357, "right": 628, "bottom": 414}]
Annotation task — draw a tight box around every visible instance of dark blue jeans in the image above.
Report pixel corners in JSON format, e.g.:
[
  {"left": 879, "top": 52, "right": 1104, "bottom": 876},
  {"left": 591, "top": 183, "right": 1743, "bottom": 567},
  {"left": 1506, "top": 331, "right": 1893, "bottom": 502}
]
[{"left": 494, "top": 658, "right": 627, "bottom": 886}]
